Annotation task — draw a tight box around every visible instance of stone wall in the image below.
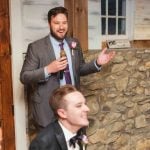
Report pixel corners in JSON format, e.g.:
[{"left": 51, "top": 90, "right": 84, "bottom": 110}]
[{"left": 81, "top": 49, "right": 150, "bottom": 150}]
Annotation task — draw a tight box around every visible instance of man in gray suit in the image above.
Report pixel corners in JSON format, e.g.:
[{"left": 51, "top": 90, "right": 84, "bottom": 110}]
[{"left": 20, "top": 6, "right": 115, "bottom": 128}]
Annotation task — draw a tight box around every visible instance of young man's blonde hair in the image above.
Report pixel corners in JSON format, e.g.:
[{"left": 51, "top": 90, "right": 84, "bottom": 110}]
[{"left": 49, "top": 85, "right": 77, "bottom": 118}]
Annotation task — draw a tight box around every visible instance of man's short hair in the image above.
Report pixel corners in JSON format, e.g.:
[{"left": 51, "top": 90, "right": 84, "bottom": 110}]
[
  {"left": 49, "top": 85, "right": 77, "bottom": 118},
  {"left": 48, "top": 6, "right": 68, "bottom": 23}
]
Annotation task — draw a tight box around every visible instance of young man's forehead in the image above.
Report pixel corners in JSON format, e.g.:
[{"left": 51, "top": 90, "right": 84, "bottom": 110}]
[{"left": 64, "top": 91, "right": 85, "bottom": 102}]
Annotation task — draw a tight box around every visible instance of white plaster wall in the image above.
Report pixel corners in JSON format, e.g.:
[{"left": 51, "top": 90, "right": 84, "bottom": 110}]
[
  {"left": 88, "top": 0, "right": 102, "bottom": 50},
  {"left": 10, "top": 0, "right": 28, "bottom": 149},
  {"left": 22, "top": 0, "right": 64, "bottom": 52},
  {"left": 134, "top": 0, "right": 150, "bottom": 39}
]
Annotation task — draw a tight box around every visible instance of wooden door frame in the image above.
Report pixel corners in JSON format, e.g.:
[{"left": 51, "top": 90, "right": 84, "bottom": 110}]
[
  {"left": 0, "top": 0, "right": 15, "bottom": 149},
  {"left": 65, "top": 0, "right": 88, "bottom": 52}
]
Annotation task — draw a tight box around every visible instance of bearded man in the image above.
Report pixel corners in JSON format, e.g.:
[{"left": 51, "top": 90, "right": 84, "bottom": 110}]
[{"left": 20, "top": 6, "right": 115, "bottom": 128}]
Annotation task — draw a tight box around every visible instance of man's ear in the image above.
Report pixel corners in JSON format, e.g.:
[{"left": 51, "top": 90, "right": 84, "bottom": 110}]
[{"left": 57, "top": 109, "right": 67, "bottom": 119}]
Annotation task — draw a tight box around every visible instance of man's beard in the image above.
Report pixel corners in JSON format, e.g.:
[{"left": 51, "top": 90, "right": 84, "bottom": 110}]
[{"left": 50, "top": 29, "right": 67, "bottom": 41}]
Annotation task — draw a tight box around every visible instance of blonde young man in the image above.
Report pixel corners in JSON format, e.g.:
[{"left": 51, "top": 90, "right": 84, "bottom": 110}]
[{"left": 30, "top": 85, "right": 90, "bottom": 150}]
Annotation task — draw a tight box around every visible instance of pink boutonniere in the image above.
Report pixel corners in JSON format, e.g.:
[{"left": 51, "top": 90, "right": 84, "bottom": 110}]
[
  {"left": 81, "top": 135, "right": 89, "bottom": 145},
  {"left": 69, "top": 134, "right": 89, "bottom": 148},
  {"left": 70, "top": 41, "right": 77, "bottom": 55}
]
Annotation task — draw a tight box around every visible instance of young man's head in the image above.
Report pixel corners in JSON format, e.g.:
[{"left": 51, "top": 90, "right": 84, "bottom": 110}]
[
  {"left": 48, "top": 7, "right": 68, "bottom": 41},
  {"left": 50, "top": 85, "right": 90, "bottom": 133}
]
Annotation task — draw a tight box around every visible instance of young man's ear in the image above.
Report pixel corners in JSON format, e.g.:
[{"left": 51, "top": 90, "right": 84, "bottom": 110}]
[{"left": 57, "top": 109, "right": 67, "bottom": 119}]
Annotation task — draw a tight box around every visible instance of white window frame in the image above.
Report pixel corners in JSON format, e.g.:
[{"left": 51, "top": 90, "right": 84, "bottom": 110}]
[{"left": 101, "top": 0, "right": 134, "bottom": 41}]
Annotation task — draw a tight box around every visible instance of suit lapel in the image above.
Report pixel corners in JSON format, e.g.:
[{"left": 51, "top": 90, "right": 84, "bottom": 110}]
[
  {"left": 44, "top": 35, "right": 56, "bottom": 63},
  {"left": 54, "top": 121, "right": 68, "bottom": 150},
  {"left": 44, "top": 35, "right": 61, "bottom": 79},
  {"left": 66, "top": 38, "right": 77, "bottom": 83}
]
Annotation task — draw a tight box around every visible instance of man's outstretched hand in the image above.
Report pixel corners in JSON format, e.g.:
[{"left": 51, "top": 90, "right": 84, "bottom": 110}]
[{"left": 96, "top": 48, "right": 116, "bottom": 65}]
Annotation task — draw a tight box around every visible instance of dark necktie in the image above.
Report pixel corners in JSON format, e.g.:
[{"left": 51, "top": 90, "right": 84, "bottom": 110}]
[
  {"left": 59, "top": 42, "right": 72, "bottom": 84},
  {"left": 69, "top": 134, "right": 83, "bottom": 150}
]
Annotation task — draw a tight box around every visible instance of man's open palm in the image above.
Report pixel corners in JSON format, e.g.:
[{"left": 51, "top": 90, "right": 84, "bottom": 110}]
[{"left": 97, "top": 48, "right": 116, "bottom": 65}]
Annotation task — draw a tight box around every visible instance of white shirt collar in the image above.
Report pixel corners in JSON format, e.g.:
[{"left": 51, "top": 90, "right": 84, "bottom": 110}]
[
  {"left": 58, "top": 121, "right": 76, "bottom": 142},
  {"left": 49, "top": 34, "right": 67, "bottom": 46}
]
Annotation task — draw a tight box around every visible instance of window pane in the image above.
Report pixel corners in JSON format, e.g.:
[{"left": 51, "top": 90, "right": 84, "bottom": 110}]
[
  {"left": 108, "top": 0, "right": 116, "bottom": 16},
  {"left": 118, "top": 18, "right": 126, "bottom": 34},
  {"left": 108, "top": 18, "right": 116, "bottom": 34},
  {"left": 118, "top": 0, "right": 126, "bottom": 16},
  {"left": 102, "top": 18, "right": 106, "bottom": 35},
  {"left": 101, "top": 0, "right": 106, "bottom": 15}
]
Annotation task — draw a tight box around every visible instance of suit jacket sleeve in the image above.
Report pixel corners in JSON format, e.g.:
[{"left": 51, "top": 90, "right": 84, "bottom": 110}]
[
  {"left": 73, "top": 38, "right": 99, "bottom": 76},
  {"left": 20, "top": 36, "right": 55, "bottom": 84},
  {"left": 29, "top": 139, "right": 47, "bottom": 150},
  {"left": 20, "top": 43, "right": 47, "bottom": 84}
]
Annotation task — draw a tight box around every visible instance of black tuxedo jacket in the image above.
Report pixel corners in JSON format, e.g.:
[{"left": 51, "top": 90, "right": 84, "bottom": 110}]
[{"left": 29, "top": 121, "right": 68, "bottom": 150}]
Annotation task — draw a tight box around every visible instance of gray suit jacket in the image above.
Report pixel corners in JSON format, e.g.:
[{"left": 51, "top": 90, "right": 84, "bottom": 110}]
[{"left": 20, "top": 35, "right": 99, "bottom": 127}]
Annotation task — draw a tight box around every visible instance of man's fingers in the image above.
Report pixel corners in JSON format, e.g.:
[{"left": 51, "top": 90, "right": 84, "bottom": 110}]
[
  {"left": 59, "top": 57, "right": 67, "bottom": 61},
  {"left": 110, "top": 51, "right": 116, "bottom": 57},
  {"left": 101, "top": 47, "right": 107, "bottom": 54}
]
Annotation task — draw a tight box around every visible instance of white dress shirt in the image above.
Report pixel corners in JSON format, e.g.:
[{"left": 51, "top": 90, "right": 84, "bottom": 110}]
[
  {"left": 49, "top": 35, "right": 75, "bottom": 85},
  {"left": 58, "top": 121, "right": 82, "bottom": 150}
]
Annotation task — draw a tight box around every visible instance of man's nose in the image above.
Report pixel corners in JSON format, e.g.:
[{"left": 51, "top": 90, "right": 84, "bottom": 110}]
[
  {"left": 84, "top": 105, "right": 90, "bottom": 112},
  {"left": 59, "top": 24, "right": 64, "bottom": 29}
]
